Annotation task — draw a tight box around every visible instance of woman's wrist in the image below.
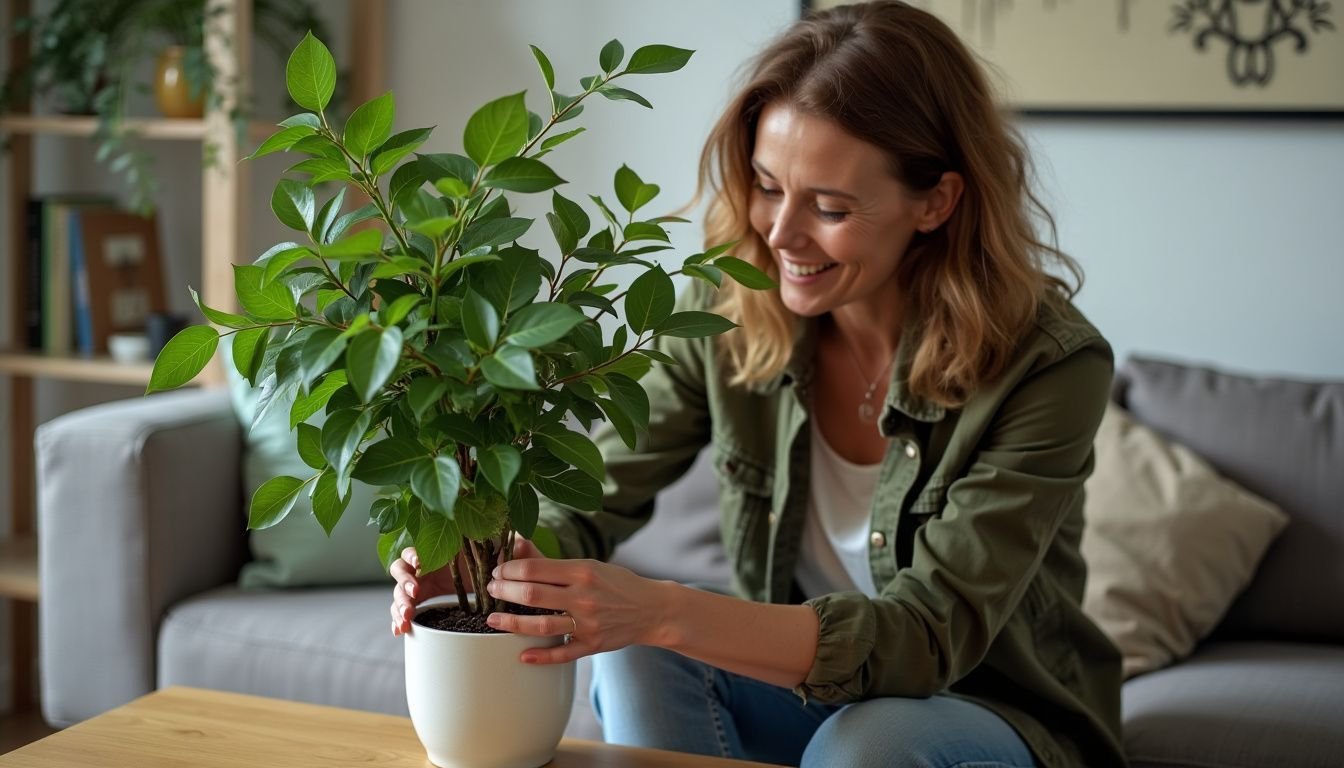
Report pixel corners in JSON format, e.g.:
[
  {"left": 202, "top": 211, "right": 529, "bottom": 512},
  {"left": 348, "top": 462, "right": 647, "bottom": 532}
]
[{"left": 641, "top": 578, "right": 688, "bottom": 650}]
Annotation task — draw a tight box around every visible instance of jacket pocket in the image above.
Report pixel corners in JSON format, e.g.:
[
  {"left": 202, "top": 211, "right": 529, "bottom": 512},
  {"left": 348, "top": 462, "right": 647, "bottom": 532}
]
[{"left": 712, "top": 445, "right": 774, "bottom": 575}]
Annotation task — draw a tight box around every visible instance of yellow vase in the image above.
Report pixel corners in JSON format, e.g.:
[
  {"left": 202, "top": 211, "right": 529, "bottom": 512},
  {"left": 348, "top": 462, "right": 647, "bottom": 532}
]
[{"left": 154, "top": 45, "right": 205, "bottom": 119}]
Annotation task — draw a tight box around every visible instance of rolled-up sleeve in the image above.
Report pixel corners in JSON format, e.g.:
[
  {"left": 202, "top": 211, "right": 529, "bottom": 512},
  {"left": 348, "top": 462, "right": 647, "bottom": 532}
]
[{"left": 795, "top": 345, "right": 1113, "bottom": 703}]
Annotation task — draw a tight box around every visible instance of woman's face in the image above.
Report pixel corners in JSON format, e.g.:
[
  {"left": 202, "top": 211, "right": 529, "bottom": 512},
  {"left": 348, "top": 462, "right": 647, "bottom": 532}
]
[{"left": 747, "top": 102, "right": 935, "bottom": 320}]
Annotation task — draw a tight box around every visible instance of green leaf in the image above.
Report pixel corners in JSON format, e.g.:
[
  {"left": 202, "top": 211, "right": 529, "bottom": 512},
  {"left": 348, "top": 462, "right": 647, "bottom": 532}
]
[
  {"left": 589, "top": 194, "right": 622, "bottom": 232},
  {"left": 407, "top": 216, "right": 458, "bottom": 241},
  {"left": 622, "top": 221, "right": 668, "bottom": 243},
  {"left": 504, "top": 302, "right": 585, "bottom": 348},
  {"left": 461, "top": 291, "right": 500, "bottom": 350},
  {"left": 344, "top": 92, "right": 396, "bottom": 158},
  {"left": 624, "top": 266, "right": 675, "bottom": 334},
  {"left": 553, "top": 191, "right": 590, "bottom": 242},
  {"left": 530, "top": 526, "right": 563, "bottom": 558},
  {"left": 288, "top": 157, "right": 352, "bottom": 184},
  {"left": 613, "top": 165, "right": 642, "bottom": 214},
  {"left": 370, "top": 127, "right": 432, "bottom": 176},
  {"left": 530, "top": 45, "right": 555, "bottom": 91},
  {"left": 411, "top": 514, "right": 460, "bottom": 573},
  {"left": 407, "top": 376, "right": 447, "bottom": 420},
  {"left": 188, "top": 286, "right": 250, "bottom": 329},
  {"left": 715, "top": 255, "right": 778, "bottom": 290},
  {"left": 297, "top": 423, "right": 326, "bottom": 470},
  {"left": 279, "top": 113, "right": 322, "bottom": 130},
  {"left": 594, "top": 396, "right": 638, "bottom": 451},
  {"left": 353, "top": 436, "right": 425, "bottom": 485},
  {"left": 479, "top": 444, "right": 522, "bottom": 494},
  {"left": 599, "top": 39, "right": 625, "bottom": 73},
  {"left": 438, "top": 252, "right": 502, "bottom": 281},
  {"left": 290, "top": 134, "right": 346, "bottom": 162},
  {"left": 321, "top": 407, "right": 372, "bottom": 480},
  {"left": 271, "top": 179, "right": 315, "bottom": 232},
  {"left": 380, "top": 294, "right": 422, "bottom": 328},
  {"left": 434, "top": 177, "right": 470, "bottom": 198},
  {"left": 681, "top": 263, "right": 723, "bottom": 288},
  {"left": 247, "top": 124, "right": 316, "bottom": 160},
  {"left": 539, "top": 127, "right": 585, "bottom": 153},
  {"left": 463, "top": 91, "right": 529, "bottom": 167},
  {"left": 389, "top": 162, "right": 427, "bottom": 208},
  {"left": 547, "top": 212, "right": 576, "bottom": 256},
  {"left": 320, "top": 228, "right": 384, "bottom": 260},
  {"left": 459, "top": 216, "right": 533, "bottom": 253},
  {"left": 286, "top": 32, "right": 337, "bottom": 112},
  {"left": 146, "top": 325, "right": 218, "bottom": 393},
  {"left": 508, "top": 484, "right": 540, "bottom": 538},
  {"left": 231, "top": 326, "right": 270, "bottom": 386},
  {"left": 480, "top": 345, "right": 540, "bottom": 390},
  {"left": 455, "top": 494, "right": 508, "bottom": 540},
  {"left": 312, "top": 468, "right": 351, "bottom": 536},
  {"left": 482, "top": 157, "right": 565, "bottom": 193},
  {"left": 315, "top": 188, "right": 347, "bottom": 244},
  {"left": 371, "top": 498, "right": 406, "bottom": 534},
  {"left": 292, "top": 371, "right": 348, "bottom": 426},
  {"left": 347, "top": 327, "right": 402, "bottom": 402},
  {"left": 654, "top": 310, "right": 738, "bottom": 338},
  {"left": 536, "top": 426, "right": 604, "bottom": 482},
  {"left": 418, "top": 152, "right": 478, "bottom": 185},
  {"left": 532, "top": 469, "right": 602, "bottom": 512},
  {"left": 598, "top": 86, "right": 652, "bottom": 109},
  {"left": 605, "top": 372, "right": 651, "bottom": 429},
  {"left": 410, "top": 455, "right": 461, "bottom": 515},
  {"left": 248, "top": 475, "right": 305, "bottom": 530},
  {"left": 623, "top": 44, "right": 694, "bottom": 75},
  {"left": 234, "top": 264, "right": 297, "bottom": 320},
  {"left": 299, "top": 328, "right": 346, "bottom": 388}
]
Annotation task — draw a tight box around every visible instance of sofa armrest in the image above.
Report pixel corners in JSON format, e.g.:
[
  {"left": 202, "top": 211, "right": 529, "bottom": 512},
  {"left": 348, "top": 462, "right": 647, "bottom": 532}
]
[{"left": 36, "top": 388, "right": 244, "bottom": 726}]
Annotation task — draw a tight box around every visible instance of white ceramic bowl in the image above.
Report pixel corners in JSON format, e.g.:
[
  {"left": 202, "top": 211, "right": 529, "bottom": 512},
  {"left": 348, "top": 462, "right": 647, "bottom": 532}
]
[{"left": 107, "top": 333, "right": 150, "bottom": 363}]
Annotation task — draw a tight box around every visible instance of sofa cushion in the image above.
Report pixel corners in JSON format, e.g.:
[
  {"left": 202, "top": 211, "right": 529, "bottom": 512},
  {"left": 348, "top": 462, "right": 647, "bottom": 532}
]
[
  {"left": 1081, "top": 403, "right": 1287, "bottom": 678},
  {"left": 222, "top": 339, "right": 391, "bottom": 589},
  {"left": 1114, "top": 357, "right": 1344, "bottom": 642},
  {"left": 1122, "top": 641, "right": 1344, "bottom": 768},
  {"left": 158, "top": 585, "right": 406, "bottom": 715}
]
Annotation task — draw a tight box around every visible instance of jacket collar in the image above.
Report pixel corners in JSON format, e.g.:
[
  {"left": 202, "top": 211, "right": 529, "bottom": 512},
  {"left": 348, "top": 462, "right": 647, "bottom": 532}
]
[{"left": 753, "top": 315, "right": 947, "bottom": 424}]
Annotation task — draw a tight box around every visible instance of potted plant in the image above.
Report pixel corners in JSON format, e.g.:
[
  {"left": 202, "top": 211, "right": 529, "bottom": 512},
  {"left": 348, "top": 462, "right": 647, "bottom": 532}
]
[
  {"left": 0, "top": 0, "right": 336, "bottom": 213},
  {"left": 147, "top": 31, "right": 773, "bottom": 768}
]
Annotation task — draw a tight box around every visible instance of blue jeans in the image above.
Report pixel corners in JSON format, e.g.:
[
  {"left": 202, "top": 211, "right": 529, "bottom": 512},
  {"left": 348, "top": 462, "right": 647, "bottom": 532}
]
[{"left": 591, "top": 645, "right": 1039, "bottom": 768}]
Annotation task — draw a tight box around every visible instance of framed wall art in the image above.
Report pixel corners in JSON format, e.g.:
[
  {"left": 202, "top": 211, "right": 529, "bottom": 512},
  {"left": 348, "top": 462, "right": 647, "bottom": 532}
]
[{"left": 801, "top": 1, "right": 1342, "bottom": 115}]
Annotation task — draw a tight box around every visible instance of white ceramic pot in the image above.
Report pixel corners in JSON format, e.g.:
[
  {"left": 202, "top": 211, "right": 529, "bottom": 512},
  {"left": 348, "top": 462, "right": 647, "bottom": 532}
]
[{"left": 405, "top": 601, "right": 575, "bottom": 768}]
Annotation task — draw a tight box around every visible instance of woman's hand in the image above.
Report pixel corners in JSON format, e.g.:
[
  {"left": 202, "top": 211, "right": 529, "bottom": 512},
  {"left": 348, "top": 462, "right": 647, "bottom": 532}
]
[
  {"left": 483, "top": 558, "right": 674, "bottom": 665},
  {"left": 390, "top": 539, "right": 545, "bottom": 636}
]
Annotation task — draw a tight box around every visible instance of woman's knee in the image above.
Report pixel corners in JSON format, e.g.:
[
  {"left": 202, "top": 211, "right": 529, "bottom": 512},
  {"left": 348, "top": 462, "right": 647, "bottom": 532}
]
[{"left": 801, "top": 696, "right": 1036, "bottom": 768}]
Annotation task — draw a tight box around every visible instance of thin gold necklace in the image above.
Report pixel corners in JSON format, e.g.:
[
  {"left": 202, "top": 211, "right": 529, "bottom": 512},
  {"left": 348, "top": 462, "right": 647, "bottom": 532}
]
[{"left": 837, "top": 333, "right": 895, "bottom": 423}]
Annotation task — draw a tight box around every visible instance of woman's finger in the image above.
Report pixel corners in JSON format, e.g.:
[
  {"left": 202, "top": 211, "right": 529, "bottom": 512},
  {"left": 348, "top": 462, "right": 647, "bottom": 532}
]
[
  {"left": 486, "top": 611, "right": 574, "bottom": 638},
  {"left": 518, "top": 637, "right": 598, "bottom": 666},
  {"left": 399, "top": 546, "right": 421, "bottom": 570},
  {"left": 486, "top": 577, "right": 566, "bottom": 609}
]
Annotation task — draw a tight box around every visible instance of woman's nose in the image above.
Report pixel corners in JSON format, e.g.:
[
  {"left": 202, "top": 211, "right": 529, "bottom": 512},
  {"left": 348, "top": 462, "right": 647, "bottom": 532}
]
[{"left": 766, "top": 205, "right": 807, "bottom": 251}]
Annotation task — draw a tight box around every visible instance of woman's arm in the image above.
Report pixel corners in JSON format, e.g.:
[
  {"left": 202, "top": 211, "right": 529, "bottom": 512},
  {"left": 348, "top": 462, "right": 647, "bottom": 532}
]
[{"left": 485, "top": 558, "right": 819, "bottom": 689}]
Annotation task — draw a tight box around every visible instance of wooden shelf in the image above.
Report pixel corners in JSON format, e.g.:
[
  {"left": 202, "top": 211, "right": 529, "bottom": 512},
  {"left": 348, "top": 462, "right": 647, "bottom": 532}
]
[
  {"left": 0, "top": 114, "right": 278, "bottom": 142},
  {"left": 0, "top": 535, "right": 39, "bottom": 602},
  {"left": 0, "top": 349, "right": 157, "bottom": 386}
]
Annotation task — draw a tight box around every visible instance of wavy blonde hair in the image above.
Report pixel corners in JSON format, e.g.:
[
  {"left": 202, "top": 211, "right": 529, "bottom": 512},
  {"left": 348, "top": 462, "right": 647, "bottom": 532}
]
[{"left": 697, "top": 1, "right": 1081, "bottom": 407}]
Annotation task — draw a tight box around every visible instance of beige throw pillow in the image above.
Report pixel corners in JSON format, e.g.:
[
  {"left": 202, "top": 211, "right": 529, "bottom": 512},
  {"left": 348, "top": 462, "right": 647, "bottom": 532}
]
[{"left": 1081, "top": 403, "right": 1289, "bottom": 678}]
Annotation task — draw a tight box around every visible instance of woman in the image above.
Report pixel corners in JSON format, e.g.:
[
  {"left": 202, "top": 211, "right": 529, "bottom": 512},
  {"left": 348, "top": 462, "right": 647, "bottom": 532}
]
[{"left": 391, "top": 3, "right": 1125, "bottom": 766}]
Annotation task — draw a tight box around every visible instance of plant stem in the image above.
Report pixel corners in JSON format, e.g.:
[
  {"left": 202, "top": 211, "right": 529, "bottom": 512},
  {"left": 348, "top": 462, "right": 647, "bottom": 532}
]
[
  {"left": 461, "top": 537, "right": 481, "bottom": 614},
  {"left": 448, "top": 556, "right": 470, "bottom": 613}
]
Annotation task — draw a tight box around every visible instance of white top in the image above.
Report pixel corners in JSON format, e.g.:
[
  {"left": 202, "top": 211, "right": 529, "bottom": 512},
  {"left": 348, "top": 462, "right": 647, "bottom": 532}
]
[{"left": 795, "top": 420, "right": 882, "bottom": 599}]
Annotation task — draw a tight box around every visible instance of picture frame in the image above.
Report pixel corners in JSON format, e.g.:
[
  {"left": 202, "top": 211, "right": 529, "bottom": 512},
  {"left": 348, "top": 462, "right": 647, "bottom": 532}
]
[
  {"left": 801, "top": 1, "right": 1343, "bottom": 116},
  {"left": 75, "top": 208, "right": 167, "bottom": 353}
]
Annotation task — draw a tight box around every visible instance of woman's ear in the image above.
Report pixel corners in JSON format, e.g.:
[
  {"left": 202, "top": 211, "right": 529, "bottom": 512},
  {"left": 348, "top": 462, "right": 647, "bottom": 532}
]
[{"left": 917, "top": 171, "right": 965, "bottom": 233}]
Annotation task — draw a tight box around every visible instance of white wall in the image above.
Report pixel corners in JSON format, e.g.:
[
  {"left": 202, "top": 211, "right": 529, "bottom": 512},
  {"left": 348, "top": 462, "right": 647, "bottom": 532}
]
[{"left": 1024, "top": 118, "right": 1344, "bottom": 379}]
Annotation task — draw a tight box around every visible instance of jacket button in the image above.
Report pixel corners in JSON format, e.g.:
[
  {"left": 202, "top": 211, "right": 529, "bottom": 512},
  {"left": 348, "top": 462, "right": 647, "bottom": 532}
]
[
  {"left": 768, "top": 512, "right": 778, "bottom": 526},
  {"left": 870, "top": 531, "right": 887, "bottom": 549},
  {"left": 904, "top": 442, "right": 918, "bottom": 459}
]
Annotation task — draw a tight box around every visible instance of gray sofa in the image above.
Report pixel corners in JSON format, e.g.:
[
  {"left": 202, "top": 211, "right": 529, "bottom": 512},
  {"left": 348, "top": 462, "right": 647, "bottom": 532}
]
[{"left": 35, "top": 356, "right": 1344, "bottom": 767}]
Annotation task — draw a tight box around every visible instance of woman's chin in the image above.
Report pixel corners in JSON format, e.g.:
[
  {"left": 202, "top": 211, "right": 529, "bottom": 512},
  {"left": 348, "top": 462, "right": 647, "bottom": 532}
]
[{"left": 780, "top": 288, "right": 832, "bottom": 318}]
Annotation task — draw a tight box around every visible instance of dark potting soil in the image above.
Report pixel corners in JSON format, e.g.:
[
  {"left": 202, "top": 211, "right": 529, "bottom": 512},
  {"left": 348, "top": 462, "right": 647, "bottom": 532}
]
[{"left": 415, "top": 604, "right": 561, "bottom": 634}]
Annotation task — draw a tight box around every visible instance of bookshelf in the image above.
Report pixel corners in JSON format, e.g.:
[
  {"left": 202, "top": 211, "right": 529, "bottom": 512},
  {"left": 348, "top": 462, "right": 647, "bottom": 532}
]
[{"left": 0, "top": 0, "right": 387, "bottom": 714}]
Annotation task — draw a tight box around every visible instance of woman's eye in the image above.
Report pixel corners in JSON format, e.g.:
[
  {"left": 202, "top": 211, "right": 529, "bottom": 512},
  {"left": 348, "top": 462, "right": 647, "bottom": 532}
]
[
  {"left": 817, "top": 209, "right": 849, "bottom": 222},
  {"left": 754, "top": 181, "right": 782, "bottom": 197}
]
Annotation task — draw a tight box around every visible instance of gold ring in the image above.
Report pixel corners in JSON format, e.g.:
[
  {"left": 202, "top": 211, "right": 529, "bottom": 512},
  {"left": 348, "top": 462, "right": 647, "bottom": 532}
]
[{"left": 565, "top": 613, "right": 577, "bottom": 638}]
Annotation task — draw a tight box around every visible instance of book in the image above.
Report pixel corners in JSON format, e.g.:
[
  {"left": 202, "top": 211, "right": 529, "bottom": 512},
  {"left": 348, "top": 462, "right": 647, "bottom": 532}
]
[
  {"left": 30, "top": 196, "right": 113, "bottom": 354},
  {"left": 75, "top": 208, "right": 167, "bottom": 353}
]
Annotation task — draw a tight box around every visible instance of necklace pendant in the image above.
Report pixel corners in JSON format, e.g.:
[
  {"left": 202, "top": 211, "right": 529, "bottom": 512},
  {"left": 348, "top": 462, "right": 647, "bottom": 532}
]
[{"left": 858, "top": 401, "right": 877, "bottom": 423}]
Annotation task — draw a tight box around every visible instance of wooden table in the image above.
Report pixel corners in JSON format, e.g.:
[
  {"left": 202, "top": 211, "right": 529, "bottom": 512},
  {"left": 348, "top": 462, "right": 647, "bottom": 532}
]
[{"left": 0, "top": 687, "right": 784, "bottom": 767}]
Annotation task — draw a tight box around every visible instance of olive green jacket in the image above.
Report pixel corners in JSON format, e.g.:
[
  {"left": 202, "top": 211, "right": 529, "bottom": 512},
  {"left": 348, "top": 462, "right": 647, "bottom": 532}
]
[{"left": 538, "top": 282, "right": 1127, "bottom": 768}]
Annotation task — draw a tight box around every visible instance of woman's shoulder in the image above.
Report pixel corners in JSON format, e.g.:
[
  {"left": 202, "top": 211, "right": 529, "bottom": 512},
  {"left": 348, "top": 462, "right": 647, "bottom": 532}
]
[{"left": 1027, "top": 293, "right": 1110, "bottom": 362}]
